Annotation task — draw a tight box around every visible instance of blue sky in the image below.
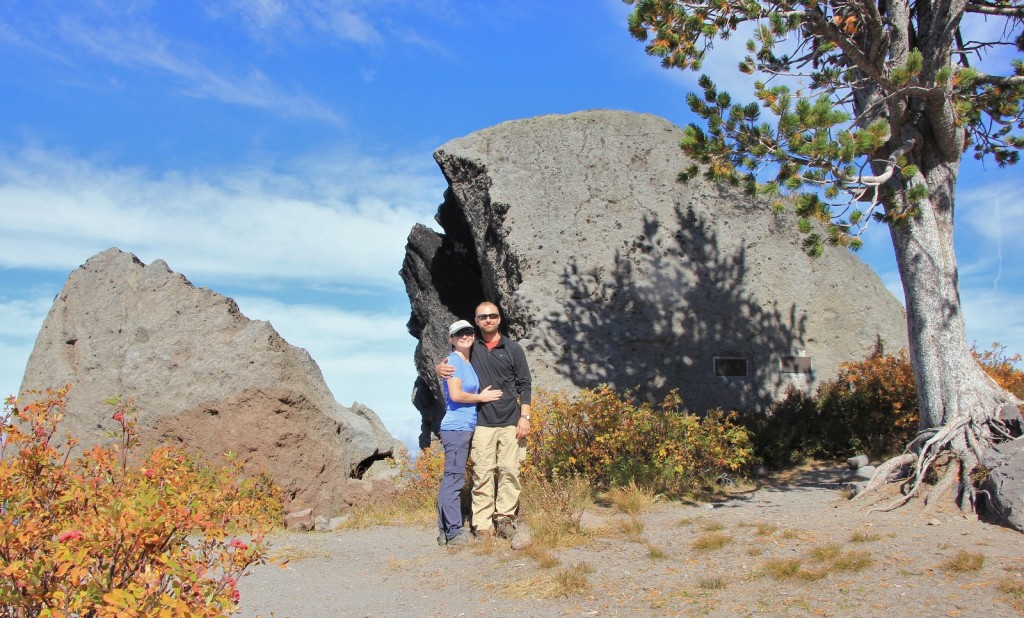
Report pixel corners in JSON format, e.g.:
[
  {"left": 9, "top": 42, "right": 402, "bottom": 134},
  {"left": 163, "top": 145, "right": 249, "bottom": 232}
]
[{"left": 1, "top": 1, "right": 1021, "bottom": 452}]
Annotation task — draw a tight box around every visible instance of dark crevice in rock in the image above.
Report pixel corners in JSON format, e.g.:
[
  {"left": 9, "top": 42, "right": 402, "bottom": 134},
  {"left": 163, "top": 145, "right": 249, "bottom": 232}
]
[
  {"left": 433, "top": 189, "right": 486, "bottom": 322},
  {"left": 350, "top": 450, "right": 393, "bottom": 480}
]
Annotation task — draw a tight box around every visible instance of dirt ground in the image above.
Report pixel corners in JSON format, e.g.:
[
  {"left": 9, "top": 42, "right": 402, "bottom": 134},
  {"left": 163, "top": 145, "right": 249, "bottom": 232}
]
[{"left": 235, "top": 465, "right": 1024, "bottom": 617}]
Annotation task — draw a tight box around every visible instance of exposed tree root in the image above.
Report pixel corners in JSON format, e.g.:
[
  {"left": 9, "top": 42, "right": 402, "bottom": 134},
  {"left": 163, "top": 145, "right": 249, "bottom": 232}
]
[
  {"left": 858, "top": 416, "right": 995, "bottom": 514},
  {"left": 852, "top": 453, "right": 914, "bottom": 500},
  {"left": 923, "top": 455, "right": 956, "bottom": 510}
]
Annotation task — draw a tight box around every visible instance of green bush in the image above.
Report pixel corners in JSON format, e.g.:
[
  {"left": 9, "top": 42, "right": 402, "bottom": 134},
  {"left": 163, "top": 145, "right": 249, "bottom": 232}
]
[
  {"left": 742, "top": 349, "right": 919, "bottom": 467},
  {"left": 524, "top": 387, "right": 755, "bottom": 495}
]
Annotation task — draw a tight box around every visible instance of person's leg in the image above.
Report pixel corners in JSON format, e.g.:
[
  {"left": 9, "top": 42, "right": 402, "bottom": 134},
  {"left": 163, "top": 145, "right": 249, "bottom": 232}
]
[
  {"left": 470, "top": 426, "right": 499, "bottom": 532},
  {"left": 438, "top": 430, "right": 472, "bottom": 541},
  {"left": 493, "top": 425, "right": 522, "bottom": 522}
]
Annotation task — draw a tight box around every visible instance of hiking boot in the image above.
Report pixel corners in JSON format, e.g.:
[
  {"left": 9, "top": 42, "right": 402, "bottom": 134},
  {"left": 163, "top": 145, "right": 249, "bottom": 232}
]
[
  {"left": 494, "top": 517, "right": 518, "bottom": 540},
  {"left": 437, "top": 531, "right": 446, "bottom": 546},
  {"left": 446, "top": 530, "right": 473, "bottom": 546}
]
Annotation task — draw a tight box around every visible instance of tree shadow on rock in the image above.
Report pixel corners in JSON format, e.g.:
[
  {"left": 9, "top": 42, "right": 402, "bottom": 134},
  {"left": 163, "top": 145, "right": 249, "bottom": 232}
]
[{"left": 536, "top": 205, "right": 808, "bottom": 413}]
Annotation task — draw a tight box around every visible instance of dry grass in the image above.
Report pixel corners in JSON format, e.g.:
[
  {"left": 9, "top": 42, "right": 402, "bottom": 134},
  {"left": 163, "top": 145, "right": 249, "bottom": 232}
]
[
  {"left": 759, "top": 554, "right": 849, "bottom": 582},
  {"left": 605, "top": 481, "right": 656, "bottom": 516},
  {"left": 616, "top": 516, "right": 645, "bottom": 542},
  {"left": 754, "top": 522, "right": 778, "bottom": 536},
  {"left": 696, "top": 574, "right": 727, "bottom": 590},
  {"left": 808, "top": 542, "right": 843, "bottom": 562},
  {"left": 997, "top": 578, "right": 1024, "bottom": 611},
  {"left": 646, "top": 543, "right": 667, "bottom": 560},
  {"left": 800, "top": 542, "right": 874, "bottom": 576},
  {"left": 524, "top": 545, "right": 561, "bottom": 569},
  {"left": 691, "top": 532, "right": 732, "bottom": 552},
  {"left": 267, "top": 544, "right": 330, "bottom": 566},
  {"left": 503, "top": 562, "right": 595, "bottom": 599},
  {"left": 940, "top": 550, "right": 985, "bottom": 574},
  {"left": 832, "top": 550, "right": 873, "bottom": 572},
  {"left": 554, "top": 562, "right": 595, "bottom": 595},
  {"left": 700, "top": 520, "right": 726, "bottom": 532},
  {"left": 850, "top": 530, "right": 881, "bottom": 542},
  {"left": 521, "top": 475, "right": 592, "bottom": 550},
  {"left": 339, "top": 490, "right": 435, "bottom": 530},
  {"left": 762, "top": 558, "right": 804, "bottom": 580}
]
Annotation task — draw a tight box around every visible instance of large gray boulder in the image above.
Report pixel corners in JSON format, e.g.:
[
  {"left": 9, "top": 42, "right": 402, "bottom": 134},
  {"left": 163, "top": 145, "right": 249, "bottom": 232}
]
[
  {"left": 19, "top": 248, "right": 404, "bottom": 516},
  {"left": 402, "top": 110, "right": 908, "bottom": 444},
  {"left": 980, "top": 438, "right": 1024, "bottom": 532}
]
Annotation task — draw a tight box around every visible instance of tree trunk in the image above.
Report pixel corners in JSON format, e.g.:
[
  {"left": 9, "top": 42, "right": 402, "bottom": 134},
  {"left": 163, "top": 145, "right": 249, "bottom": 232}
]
[{"left": 875, "top": 141, "right": 1021, "bottom": 510}]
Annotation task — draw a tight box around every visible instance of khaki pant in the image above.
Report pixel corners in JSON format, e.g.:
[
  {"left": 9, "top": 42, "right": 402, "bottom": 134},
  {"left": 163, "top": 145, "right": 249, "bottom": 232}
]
[{"left": 470, "top": 425, "right": 526, "bottom": 531}]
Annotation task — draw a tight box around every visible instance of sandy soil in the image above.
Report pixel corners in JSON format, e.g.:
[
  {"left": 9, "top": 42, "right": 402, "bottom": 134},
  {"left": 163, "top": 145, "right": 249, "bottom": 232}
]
[{"left": 236, "top": 466, "right": 1024, "bottom": 617}]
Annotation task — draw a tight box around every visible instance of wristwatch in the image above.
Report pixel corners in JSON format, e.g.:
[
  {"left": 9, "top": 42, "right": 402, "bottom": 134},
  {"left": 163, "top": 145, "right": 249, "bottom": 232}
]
[{"left": 522, "top": 415, "right": 531, "bottom": 420}]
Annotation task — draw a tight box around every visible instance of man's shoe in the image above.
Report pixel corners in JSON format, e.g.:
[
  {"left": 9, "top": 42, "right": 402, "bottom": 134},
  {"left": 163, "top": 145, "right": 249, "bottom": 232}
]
[{"left": 494, "top": 517, "right": 518, "bottom": 540}]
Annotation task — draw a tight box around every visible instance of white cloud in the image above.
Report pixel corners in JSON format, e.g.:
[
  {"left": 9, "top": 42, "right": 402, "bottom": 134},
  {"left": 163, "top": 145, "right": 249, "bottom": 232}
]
[
  {"left": 0, "top": 295, "right": 52, "bottom": 339},
  {"left": 959, "top": 180, "right": 1024, "bottom": 245},
  {"left": 210, "top": 0, "right": 382, "bottom": 43},
  {"left": 206, "top": 0, "right": 465, "bottom": 51},
  {"left": 55, "top": 18, "right": 344, "bottom": 124},
  {"left": 0, "top": 294, "right": 54, "bottom": 402},
  {"left": 0, "top": 145, "right": 444, "bottom": 289}
]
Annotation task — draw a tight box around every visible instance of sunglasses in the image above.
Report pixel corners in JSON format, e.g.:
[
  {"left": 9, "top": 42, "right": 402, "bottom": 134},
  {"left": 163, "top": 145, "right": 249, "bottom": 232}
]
[
  {"left": 475, "top": 313, "right": 500, "bottom": 321},
  {"left": 452, "top": 330, "right": 475, "bottom": 338}
]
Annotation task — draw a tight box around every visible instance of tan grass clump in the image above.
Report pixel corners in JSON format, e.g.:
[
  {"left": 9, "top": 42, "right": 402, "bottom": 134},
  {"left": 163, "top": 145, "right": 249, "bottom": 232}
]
[
  {"left": 605, "top": 481, "right": 656, "bottom": 515},
  {"left": 696, "top": 574, "right": 727, "bottom": 590},
  {"left": 940, "top": 550, "right": 985, "bottom": 574},
  {"left": 692, "top": 532, "right": 732, "bottom": 552},
  {"left": 850, "top": 530, "right": 880, "bottom": 543},
  {"left": 521, "top": 474, "right": 593, "bottom": 550},
  {"left": 503, "top": 562, "right": 595, "bottom": 599},
  {"left": 646, "top": 543, "right": 668, "bottom": 560}
]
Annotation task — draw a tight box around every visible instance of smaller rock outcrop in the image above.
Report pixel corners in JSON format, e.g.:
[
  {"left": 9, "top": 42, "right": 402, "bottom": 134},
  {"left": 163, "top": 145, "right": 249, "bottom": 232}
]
[
  {"left": 19, "top": 248, "right": 404, "bottom": 516},
  {"left": 981, "top": 438, "right": 1024, "bottom": 532}
]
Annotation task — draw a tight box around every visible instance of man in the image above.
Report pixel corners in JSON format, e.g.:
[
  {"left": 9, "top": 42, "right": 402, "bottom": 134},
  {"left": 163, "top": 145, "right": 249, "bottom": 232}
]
[{"left": 437, "top": 301, "right": 532, "bottom": 540}]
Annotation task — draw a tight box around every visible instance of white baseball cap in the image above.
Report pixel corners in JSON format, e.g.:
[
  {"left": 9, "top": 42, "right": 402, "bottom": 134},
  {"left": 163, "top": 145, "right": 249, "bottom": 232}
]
[{"left": 448, "top": 319, "right": 475, "bottom": 337}]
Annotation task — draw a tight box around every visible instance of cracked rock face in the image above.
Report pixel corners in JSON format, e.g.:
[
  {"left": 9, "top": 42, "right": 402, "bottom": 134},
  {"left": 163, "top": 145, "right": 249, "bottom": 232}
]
[
  {"left": 402, "top": 110, "right": 908, "bottom": 445},
  {"left": 19, "top": 248, "right": 404, "bottom": 516}
]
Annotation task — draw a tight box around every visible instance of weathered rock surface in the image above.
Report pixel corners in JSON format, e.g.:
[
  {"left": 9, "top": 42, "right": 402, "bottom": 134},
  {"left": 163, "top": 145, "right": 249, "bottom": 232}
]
[
  {"left": 402, "top": 110, "right": 908, "bottom": 444},
  {"left": 20, "top": 248, "right": 404, "bottom": 516},
  {"left": 980, "top": 437, "right": 1024, "bottom": 532}
]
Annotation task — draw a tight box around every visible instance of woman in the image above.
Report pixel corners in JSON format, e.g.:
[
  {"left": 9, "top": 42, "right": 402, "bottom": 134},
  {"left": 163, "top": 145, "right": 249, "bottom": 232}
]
[{"left": 437, "top": 319, "right": 501, "bottom": 546}]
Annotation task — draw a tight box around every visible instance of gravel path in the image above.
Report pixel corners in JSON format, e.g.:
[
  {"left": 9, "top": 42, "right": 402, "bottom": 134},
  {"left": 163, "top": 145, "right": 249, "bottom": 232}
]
[{"left": 236, "top": 467, "right": 1024, "bottom": 617}]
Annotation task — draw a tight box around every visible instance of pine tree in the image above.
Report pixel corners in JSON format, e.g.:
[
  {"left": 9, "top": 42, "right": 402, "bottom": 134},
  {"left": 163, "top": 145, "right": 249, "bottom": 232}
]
[{"left": 624, "top": 0, "right": 1023, "bottom": 511}]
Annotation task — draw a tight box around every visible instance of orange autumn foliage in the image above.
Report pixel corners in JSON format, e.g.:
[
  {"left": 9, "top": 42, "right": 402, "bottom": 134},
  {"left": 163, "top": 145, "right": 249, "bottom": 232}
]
[
  {"left": 0, "top": 387, "right": 283, "bottom": 617},
  {"left": 973, "top": 342, "right": 1024, "bottom": 400}
]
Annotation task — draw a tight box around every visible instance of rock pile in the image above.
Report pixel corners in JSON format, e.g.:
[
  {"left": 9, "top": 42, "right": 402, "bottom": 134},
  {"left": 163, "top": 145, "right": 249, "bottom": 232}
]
[{"left": 19, "top": 248, "right": 403, "bottom": 516}]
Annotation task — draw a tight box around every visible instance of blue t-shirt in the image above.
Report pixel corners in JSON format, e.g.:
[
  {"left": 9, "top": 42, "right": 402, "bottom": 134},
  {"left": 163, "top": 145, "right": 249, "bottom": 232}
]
[{"left": 440, "top": 352, "right": 479, "bottom": 431}]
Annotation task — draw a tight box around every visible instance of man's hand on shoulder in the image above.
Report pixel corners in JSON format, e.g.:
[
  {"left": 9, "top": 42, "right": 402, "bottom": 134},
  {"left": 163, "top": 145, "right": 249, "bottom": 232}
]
[{"left": 436, "top": 358, "right": 455, "bottom": 380}]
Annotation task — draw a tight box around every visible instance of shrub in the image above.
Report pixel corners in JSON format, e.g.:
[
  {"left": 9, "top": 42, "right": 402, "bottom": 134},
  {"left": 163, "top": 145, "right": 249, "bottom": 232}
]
[
  {"left": 744, "top": 348, "right": 919, "bottom": 466},
  {"left": 973, "top": 342, "right": 1024, "bottom": 399},
  {"left": 524, "top": 387, "right": 755, "bottom": 495},
  {"left": 0, "top": 387, "right": 282, "bottom": 617}
]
